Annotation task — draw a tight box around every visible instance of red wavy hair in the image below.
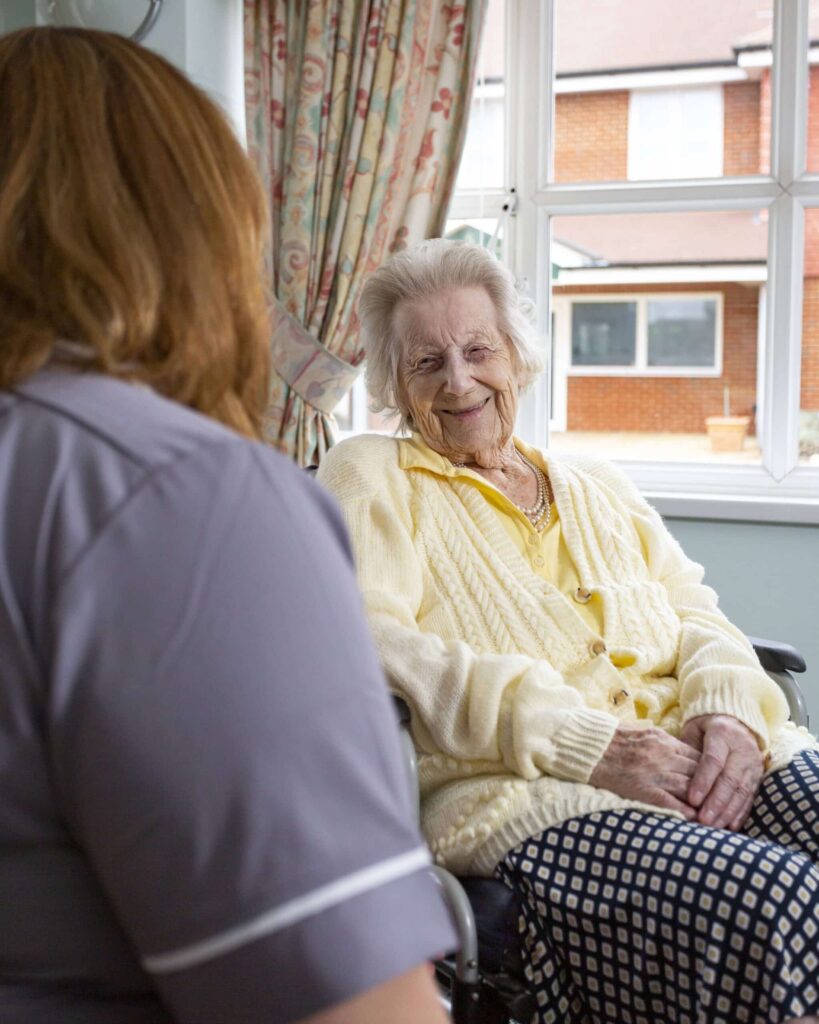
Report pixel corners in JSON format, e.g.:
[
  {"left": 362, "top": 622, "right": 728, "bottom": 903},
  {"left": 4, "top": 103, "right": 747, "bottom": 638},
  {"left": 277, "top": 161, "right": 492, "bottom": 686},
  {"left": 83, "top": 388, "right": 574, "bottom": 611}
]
[{"left": 0, "top": 28, "right": 270, "bottom": 438}]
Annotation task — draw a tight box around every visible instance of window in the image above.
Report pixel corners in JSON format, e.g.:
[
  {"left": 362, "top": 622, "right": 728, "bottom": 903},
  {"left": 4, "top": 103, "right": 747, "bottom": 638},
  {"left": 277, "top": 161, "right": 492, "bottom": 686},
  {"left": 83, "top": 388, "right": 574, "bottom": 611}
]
[
  {"left": 647, "top": 298, "right": 717, "bottom": 367},
  {"left": 567, "top": 295, "right": 720, "bottom": 373},
  {"left": 507, "top": 0, "right": 818, "bottom": 520},
  {"left": 571, "top": 302, "right": 636, "bottom": 366},
  {"left": 455, "top": 80, "right": 505, "bottom": 192},
  {"left": 628, "top": 87, "right": 724, "bottom": 181},
  {"left": 573, "top": 299, "right": 634, "bottom": 368},
  {"left": 445, "top": 0, "right": 509, "bottom": 237}
]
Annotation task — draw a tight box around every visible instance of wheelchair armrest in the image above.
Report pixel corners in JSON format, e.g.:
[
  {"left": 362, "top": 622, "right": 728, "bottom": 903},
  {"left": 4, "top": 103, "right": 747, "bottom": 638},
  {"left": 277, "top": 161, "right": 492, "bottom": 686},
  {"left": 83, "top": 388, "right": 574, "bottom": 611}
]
[
  {"left": 749, "top": 636, "right": 807, "bottom": 674},
  {"left": 391, "top": 694, "right": 419, "bottom": 823}
]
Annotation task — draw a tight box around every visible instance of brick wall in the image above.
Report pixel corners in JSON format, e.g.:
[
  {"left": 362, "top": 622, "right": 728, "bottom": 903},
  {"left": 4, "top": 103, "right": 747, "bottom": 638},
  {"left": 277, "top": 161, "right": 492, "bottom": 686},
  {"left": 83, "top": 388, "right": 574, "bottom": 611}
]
[
  {"left": 554, "top": 91, "right": 628, "bottom": 182},
  {"left": 759, "top": 70, "right": 771, "bottom": 175},
  {"left": 723, "top": 82, "right": 761, "bottom": 176},
  {"left": 556, "top": 282, "right": 760, "bottom": 432},
  {"left": 801, "top": 278, "right": 819, "bottom": 411},
  {"left": 807, "top": 67, "right": 819, "bottom": 175}
]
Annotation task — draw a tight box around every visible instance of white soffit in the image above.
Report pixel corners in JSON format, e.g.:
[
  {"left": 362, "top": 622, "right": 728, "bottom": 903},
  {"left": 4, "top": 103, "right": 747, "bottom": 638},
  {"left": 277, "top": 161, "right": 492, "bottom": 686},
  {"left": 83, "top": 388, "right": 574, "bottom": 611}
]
[
  {"left": 557, "top": 45, "right": 819, "bottom": 94},
  {"left": 738, "top": 45, "right": 819, "bottom": 68},
  {"left": 555, "top": 66, "right": 748, "bottom": 94},
  {"left": 554, "top": 265, "right": 767, "bottom": 285}
]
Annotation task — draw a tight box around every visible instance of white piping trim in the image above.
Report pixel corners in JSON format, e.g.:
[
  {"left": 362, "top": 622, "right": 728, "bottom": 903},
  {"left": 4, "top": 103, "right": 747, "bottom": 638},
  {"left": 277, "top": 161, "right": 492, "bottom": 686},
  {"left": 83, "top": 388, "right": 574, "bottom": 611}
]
[{"left": 142, "top": 846, "right": 431, "bottom": 974}]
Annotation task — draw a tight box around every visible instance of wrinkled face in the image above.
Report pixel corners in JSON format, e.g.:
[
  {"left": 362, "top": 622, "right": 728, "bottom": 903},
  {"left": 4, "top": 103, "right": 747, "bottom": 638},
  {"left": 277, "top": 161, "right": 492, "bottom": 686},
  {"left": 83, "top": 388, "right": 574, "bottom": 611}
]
[{"left": 394, "top": 286, "right": 519, "bottom": 467}]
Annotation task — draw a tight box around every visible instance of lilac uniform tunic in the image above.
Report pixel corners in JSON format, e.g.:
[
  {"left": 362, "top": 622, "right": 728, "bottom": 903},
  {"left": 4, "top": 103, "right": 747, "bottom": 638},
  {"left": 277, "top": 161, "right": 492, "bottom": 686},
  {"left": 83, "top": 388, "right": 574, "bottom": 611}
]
[{"left": 0, "top": 370, "right": 454, "bottom": 1023}]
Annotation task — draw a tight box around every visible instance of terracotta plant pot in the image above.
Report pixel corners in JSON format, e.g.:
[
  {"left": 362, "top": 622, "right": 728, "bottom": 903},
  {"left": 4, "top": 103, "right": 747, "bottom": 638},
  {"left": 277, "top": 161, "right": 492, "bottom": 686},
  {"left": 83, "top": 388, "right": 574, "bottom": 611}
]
[{"left": 705, "top": 415, "right": 751, "bottom": 452}]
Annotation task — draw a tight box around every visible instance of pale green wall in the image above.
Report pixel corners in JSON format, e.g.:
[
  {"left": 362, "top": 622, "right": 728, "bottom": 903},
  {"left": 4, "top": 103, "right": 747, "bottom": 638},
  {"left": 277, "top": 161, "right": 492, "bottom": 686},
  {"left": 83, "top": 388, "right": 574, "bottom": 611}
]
[{"left": 666, "top": 517, "right": 818, "bottom": 730}]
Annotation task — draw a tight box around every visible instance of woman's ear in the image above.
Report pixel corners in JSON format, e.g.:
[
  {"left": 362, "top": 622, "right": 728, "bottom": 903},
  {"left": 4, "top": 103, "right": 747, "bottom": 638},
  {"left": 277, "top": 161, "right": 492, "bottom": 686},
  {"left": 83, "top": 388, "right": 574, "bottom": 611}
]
[
  {"left": 392, "top": 363, "right": 413, "bottom": 429},
  {"left": 505, "top": 336, "right": 524, "bottom": 385}
]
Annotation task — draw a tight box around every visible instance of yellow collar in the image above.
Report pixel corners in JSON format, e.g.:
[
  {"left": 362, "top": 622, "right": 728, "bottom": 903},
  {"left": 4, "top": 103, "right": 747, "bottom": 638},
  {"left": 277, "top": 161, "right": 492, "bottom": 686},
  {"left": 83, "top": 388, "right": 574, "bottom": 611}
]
[{"left": 398, "top": 433, "right": 547, "bottom": 477}]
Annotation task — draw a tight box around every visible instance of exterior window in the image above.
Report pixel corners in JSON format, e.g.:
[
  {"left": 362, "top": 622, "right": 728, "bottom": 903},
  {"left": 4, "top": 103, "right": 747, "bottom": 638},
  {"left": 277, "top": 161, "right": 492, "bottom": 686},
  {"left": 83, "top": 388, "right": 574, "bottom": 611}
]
[
  {"left": 628, "top": 87, "right": 724, "bottom": 181},
  {"left": 566, "top": 295, "right": 721, "bottom": 376},
  {"left": 571, "top": 303, "right": 636, "bottom": 366},
  {"left": 647, "top": 299, "right": 718, "bottom": 367}
]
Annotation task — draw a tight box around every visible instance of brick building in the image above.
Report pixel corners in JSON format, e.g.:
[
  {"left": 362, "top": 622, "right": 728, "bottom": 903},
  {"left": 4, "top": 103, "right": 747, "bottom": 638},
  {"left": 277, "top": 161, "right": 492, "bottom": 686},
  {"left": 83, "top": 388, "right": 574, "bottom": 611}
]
[{"left": 544, "top": 1, "right": 819, "bottom": 436}]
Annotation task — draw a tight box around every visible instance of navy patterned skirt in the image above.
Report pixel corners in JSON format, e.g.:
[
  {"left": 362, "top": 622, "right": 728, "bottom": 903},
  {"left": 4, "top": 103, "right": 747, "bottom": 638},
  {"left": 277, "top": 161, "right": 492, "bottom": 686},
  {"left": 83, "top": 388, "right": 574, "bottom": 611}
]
[{"left": 495, "top": 749, "right": 819, "bottom": 1024}]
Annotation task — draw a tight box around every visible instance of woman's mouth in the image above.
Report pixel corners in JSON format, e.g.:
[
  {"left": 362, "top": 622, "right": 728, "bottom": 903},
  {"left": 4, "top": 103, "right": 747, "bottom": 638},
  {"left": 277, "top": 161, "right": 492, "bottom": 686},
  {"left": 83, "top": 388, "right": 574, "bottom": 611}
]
[{"left": 440, "top": 397, "right": 490, "bottom": 421}]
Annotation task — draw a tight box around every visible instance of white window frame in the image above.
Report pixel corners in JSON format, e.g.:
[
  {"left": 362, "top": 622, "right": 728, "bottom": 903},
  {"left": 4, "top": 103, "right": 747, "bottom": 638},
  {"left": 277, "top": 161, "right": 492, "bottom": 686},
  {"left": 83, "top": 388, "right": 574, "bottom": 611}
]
[
  {"left": 507, "top": 0, "right": 819, "bottom": 523},
  {"left": 560, "top": 291, "right": 723, "bottom": 376}
]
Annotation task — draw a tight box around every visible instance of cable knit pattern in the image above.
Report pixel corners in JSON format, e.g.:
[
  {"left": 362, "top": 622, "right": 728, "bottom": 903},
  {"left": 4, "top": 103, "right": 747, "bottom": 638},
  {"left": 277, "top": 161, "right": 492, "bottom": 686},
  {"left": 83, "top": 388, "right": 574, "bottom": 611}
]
[{"left": 318, "top": 434, "right": 818, "bottom": 875}]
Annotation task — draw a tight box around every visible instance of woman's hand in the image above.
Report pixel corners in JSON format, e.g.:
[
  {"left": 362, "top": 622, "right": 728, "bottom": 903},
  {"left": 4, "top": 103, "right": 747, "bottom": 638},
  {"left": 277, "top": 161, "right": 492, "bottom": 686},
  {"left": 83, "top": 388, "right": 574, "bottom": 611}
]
[
  {"left": 589, "top": 724, "right": 701, "bottom": 819},
  {"left": 681, "top": 714, "right": 765, "bottom": 831}
]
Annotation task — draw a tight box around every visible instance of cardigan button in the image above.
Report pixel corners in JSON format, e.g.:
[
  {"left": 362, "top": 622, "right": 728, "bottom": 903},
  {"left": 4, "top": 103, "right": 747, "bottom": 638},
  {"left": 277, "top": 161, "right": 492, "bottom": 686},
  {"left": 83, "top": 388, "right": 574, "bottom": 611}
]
[
  {"left": 589, "top": 639, "right": 607, "bottom": 657},
  {"left": 611, "top": 688, "right": 630, "bottom": 707},
  {"left": 574, "top": 586, "right": 592, "bottom": 604}
]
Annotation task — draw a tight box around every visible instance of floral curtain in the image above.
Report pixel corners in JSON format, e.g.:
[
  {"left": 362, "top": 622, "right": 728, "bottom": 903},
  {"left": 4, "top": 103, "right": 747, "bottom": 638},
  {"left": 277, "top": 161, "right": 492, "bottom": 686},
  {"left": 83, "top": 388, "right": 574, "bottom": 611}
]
[{"left": 244, "top": 0, "right": 488, "bottom": 465}]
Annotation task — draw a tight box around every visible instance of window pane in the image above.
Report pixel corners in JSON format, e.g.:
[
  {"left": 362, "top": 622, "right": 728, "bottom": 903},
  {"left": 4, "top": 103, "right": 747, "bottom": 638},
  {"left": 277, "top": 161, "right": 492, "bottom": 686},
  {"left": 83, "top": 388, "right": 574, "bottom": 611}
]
[
  {"left": 553, "top": 0, "right": 773, "bottom": 183},
  {"left": 333, "top": 390, "right": 353, "bottom": 432},
  {"left": 550, "top": 210, "right": 766, "bottom": 463},
  {"left": 800, "top": 209, "right": 819, "bottom": 465},
  {"left": 453, "top": 0, "right": 505, "bottom": 192},
  {"left": 571, "top": 303, "right": 636, "bottom": 365},
  {"left": 647, "top": 299, "right": 717, "bottom": 367},
  {"left": 35, "top": 1, "right": 145, "bottom": 34},
  {"left": 444, "top": 217, "right": 504, "bottom": 260}
]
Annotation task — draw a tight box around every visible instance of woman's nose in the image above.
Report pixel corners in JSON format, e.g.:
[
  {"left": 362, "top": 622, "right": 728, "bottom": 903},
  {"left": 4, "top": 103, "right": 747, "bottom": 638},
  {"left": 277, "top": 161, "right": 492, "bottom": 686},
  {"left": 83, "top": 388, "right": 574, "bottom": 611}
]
[{"left": 442, "top": 353, "right": 472, "bottom": 394}]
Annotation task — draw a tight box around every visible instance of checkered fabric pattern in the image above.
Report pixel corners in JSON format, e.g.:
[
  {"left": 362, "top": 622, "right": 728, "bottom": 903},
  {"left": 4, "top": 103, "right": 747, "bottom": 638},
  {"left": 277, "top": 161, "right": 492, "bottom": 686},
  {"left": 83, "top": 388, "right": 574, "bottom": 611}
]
[{"left": 495, "top": 750, "right": 819, "bottom": 1024}]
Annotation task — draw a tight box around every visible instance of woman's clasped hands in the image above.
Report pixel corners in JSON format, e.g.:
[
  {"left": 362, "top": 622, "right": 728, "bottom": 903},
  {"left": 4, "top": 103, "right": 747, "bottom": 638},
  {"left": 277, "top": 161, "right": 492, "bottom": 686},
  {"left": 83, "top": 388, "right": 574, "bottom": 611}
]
[{"left": 589, "top": 714, "right": 766, "bottom": 831}]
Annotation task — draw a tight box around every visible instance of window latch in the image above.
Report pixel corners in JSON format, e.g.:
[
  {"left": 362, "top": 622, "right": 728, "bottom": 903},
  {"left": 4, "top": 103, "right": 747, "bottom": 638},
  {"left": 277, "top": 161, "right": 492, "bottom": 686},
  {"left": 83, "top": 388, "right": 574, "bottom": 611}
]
[{"left": 502, "top": 187, "right": 518, "bottom": 216}]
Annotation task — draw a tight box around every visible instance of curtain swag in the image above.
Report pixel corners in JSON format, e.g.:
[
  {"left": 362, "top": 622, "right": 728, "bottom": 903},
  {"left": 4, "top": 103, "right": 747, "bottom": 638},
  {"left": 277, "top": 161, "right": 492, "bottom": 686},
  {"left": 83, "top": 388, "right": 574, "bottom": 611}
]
[
  {"left": 244, "top": 0, "right": 488, "bottom": 465},
  {"left": 269, "top": 303, "right": 360, "bottom": 417}
]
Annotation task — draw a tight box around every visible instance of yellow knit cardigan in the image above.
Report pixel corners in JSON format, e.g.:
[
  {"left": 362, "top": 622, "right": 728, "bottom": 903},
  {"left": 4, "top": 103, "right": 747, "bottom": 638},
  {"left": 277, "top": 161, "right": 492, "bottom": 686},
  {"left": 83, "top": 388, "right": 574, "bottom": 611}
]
[{"left": 318, "top": 434, "right": 815, "bottom": 875}]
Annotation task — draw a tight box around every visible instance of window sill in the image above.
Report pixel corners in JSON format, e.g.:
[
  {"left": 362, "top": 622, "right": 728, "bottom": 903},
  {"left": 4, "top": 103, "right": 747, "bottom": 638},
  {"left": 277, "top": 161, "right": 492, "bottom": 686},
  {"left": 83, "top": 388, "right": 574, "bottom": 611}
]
[
  {"left": 644, "top": 491, "right": 819, "bottom": 525},
  {"left": 623, "top": 462, "right": 819, "bottom": 524}
]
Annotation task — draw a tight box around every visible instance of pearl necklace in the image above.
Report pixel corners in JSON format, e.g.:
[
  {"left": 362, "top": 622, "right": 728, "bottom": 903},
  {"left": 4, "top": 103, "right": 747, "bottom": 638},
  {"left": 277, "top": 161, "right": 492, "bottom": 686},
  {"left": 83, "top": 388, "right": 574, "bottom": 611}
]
[{"left": 452, "top": 448, "right": 553, "bottom": 531}]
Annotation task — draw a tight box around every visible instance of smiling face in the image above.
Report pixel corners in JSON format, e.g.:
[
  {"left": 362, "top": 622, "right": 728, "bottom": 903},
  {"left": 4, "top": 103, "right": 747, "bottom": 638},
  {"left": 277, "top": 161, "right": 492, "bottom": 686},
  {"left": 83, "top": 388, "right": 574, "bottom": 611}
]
[{"left": 393, "top": 286, "right": 520, "bottom": 468}]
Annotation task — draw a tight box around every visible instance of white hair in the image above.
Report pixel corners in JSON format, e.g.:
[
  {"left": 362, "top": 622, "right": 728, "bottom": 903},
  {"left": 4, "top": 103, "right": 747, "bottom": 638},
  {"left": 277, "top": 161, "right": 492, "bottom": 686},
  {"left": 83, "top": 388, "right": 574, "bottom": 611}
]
[{"left": 358, "top": 239, "right": 545, "bottom": 432}]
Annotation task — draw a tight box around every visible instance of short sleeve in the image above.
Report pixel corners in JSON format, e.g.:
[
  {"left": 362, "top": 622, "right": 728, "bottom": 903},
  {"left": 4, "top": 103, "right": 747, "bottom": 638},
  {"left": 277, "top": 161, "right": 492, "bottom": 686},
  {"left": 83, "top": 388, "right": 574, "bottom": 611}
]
[{"left": 47, "top": 439, "right": 455, "bottom": 1023}]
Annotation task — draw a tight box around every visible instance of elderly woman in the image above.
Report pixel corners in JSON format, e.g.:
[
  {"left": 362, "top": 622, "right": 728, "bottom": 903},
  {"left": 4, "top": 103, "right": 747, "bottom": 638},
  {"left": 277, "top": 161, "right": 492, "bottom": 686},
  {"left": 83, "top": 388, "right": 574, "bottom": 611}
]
[{"left": 317, "top": 239, "right": 819, "bottom": 1024}]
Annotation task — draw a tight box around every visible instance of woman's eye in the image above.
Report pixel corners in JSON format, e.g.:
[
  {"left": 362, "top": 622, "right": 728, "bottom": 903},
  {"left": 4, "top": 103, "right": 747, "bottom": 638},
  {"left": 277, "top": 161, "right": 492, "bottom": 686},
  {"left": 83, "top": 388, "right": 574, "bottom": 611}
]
[
  {"left": 416, "top": 358, "right": 438, "bottom": 371},
  {"left": 467, "top": 347, "right": 489, "bottom": 360}
]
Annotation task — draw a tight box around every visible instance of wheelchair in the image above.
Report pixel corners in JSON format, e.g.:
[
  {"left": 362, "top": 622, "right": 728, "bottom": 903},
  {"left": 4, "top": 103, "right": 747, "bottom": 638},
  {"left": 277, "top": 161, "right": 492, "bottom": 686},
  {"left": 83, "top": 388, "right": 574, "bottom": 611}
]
[{"left": 395, "top": 637, "right": 809, "bottom": 1024}]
